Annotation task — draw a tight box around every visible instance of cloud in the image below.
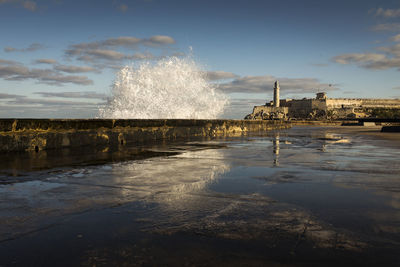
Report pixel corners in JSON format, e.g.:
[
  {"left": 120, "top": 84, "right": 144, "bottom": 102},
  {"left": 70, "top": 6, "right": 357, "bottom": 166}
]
[
  {"left": 117, "top": 3, "right": 128, "bottom": 12},
  {"left": 68, "top": 48, "right": 155, "bottom": 63},
  {"left": 0, "top": 95, "right": 104, "bottom": 118},
  {"left": 34, "top": 59, "right": 57, "bottom": 64},
  {"left": 0, "top": 59, "right": 20, "bottom": 65},
  {"left": 54, "top": 65, "right": 97, "bottom": 73},
  {"left": 333, "top": 44, "right": 400, "bottom": 70},
  {"left": 0, "top": 104, "right": 100, "bottom": 118},
  {"left": 67, "top": 35, "right": 175, "bottom": 51},
  {"left": 221, "top": 98, "right": 269, "bottom": 119},
  {"left": 374, "top": 8, "right": 400, "bottom": 18},
  {"left": 393, "top": 86, "right": 400, "bottom": 90},
  {"left": 5, "top": 97, "right": 99, "bottom": 107},
  {"left": 130, "top": 52, "right": 155, "bottom": 60},
  {"left": 4, "top": 43, "right": 44, "bottom": 53},
  {"left": 0, "top": 91, "right": 105, "bottom": 118},
  {"left": 0, "top": 0, "right": 37, "bottom": 11},
  {"left": 85, "top": 49, "right": 126, "bottom": 60},
  {"left": 71, "top": 49, "right": 156, "bottom": 65},
  {"left": 205, "top": 71, "right": 238, "bottom": 81},
  {"left": 64, "top": 35, "right": 176, "bottom": 69},
  {"left": 217, "top": 75, "right": 338, "bottom": 94},
  {"left": 371, "top": 23, "right": 400, "bottom": 32},
  {"left": 0, "top": 93, "right": 24, "bottom": 99},
  {"left": 22, "top": 0, "right": 35, "bottom": 11},
  {"left": 102, "top": 37, "right": 142, "bottom": 48},
  {"left": 0, "top": 59, "right": 93, "bottom": 86},
  {"left": 333, "top": 53, "right": 387, "bottom": 64},
  {"left": 377, "top": 43, "right": 400, "bottom": 57},
  {"left": 391, "top": 34, "right": 400, "bottom": 42},
  {"left": 37, "top": 74, "right": 93, "bottom": 86},
  {"left": 34, "top": 91, "right": 107, "bottom": 99},
  {"left": 0, "top": 64, "right": 30, "bottom": 77},
  {"left": 144, "top": 35, "right": 176, "bottom": 46}
]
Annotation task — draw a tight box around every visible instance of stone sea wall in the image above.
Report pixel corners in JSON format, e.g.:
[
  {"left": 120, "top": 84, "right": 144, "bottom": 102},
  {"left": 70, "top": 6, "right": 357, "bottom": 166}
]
[{"left": 0, "top": 119, "right": 290, "bottom": 152}]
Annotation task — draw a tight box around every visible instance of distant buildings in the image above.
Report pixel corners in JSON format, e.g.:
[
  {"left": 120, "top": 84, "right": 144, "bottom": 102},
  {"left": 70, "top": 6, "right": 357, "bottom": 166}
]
[{"left": 245, "top": 81, "right": 400, "bottom": 120}]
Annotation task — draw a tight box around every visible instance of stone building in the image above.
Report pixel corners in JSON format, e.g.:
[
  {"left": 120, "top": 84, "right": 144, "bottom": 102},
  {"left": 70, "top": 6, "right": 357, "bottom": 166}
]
[{"left": 245, "top": 81, "right": 400, "bottom": 120}]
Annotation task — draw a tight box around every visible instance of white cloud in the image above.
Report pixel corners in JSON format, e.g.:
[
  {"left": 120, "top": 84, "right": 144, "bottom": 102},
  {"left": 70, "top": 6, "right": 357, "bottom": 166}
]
[
  {"left": 0, "top": 59, "right": 93, "bottom": 85},
  {"left": 67, "top": 35, "right": 176, "bottom": 52},
  {"left": 0, "top": 64, "right": 30, "bottom": 77},
  {"left": 85, "top": 49, "right": 126, "bottom": 60},
  {"left": 102, "top": 36, "right": 141, "bottom": 48},
  {"left": 221, "top": 98, "right": 269, "bottom": 119},
  {"left": 391, "top": 34, "right": 400, "bottom": 42},
  {"left": 377, "top": 43, "right": 400, "bottom": 57},
  {"left": 0, "top": 94, "right": 103, "bottom": 118},
  {"left": 117, "top": 4, "right": 128, "bottom": 13},
  {"left": 333, "top": 53, "right": 387, "bottom": 65},
  {"left": 38, "top": 74, "right": 93, "bottom": 86},
  {"left": 34, "top": 59, "right": 57, "bottom": 64},
  {"left": 371, "top": 23, "right": 400, "bottom": 32},
  {"left": 0, "top": 0, "right": 37, "bottom": 11},
  {"left": 34, "top": 91, "right": 107, "bottom": 99},
  {"left": 4, "top": 43, "right": 44, "bottom": 53},
  {"left": 145, "top": 35, "right": 176, "bottom": 46},
  {"left": 54, "top": 65, "right": 97, "bottom": 73},
  {"left": 22, "top": 0, "right": 35, "bottom": 11},
  {"left": 5, "top": 97, "right": 96, "bottom": 106},
  {"left": 217, "top": 75, "right": 338, "bottom": 94},
  {"left": 64, "top": 35, "right": 177, "bottom": 69},
  {"left": 0, "top": 93, "right": 24, "bottom": 99},
  {"left": 205, "top": 71, "right": 238, "bottom": 81},
  {"left": 333, "top": 44, "right": 400, "bottom": 70},
  {"left": 374, "top": 8, "right": 400, "bottom": 18},
  {"left": 0, "top": 59, "right": 20, "bottom": 65}
]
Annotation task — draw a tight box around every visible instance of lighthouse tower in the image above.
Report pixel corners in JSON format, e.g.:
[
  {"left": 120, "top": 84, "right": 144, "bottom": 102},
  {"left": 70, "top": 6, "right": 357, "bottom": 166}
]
[{"left": 273, "top": 80, "right": 280, "bottom": 108}]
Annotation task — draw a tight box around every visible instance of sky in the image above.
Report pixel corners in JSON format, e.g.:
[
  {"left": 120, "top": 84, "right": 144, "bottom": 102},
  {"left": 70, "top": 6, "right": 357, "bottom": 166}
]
[{"left": 1, "top": 0, "right": 400, "bottom": 118}]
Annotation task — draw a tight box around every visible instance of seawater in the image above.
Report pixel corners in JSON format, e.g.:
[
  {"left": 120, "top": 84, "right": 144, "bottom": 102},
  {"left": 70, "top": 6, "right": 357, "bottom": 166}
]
[
  {"left": 99, "top": 57, "right": 229, "bottom": 119},
  {"left": 1, "top": 126, "right": 400, "bottom": 266}
]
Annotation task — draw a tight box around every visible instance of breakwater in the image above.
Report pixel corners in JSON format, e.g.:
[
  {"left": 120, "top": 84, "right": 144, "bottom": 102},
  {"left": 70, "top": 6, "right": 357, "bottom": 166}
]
[{"left": 0, "top": 119, "right": 290, "bottom": 152}]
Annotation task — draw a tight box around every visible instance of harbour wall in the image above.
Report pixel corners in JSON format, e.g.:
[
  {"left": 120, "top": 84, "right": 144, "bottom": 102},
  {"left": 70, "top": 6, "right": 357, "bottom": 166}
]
[{"left": 0, "top": 119, "right": 290, "bottom": 152}]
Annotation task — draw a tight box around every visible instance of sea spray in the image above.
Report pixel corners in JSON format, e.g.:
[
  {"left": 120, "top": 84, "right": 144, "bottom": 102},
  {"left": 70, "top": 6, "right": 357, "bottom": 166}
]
[{"left": 99, "top": 56, "right": 229, "bottom": 119}]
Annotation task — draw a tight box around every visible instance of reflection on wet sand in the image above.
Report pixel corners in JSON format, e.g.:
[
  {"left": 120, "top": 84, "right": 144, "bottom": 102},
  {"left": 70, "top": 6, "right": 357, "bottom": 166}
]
[
  {"left": 0, "top": 145, "right": 229, "bottom": 242},
  {"left": 1, "top": 126, "right": 400, "bottom": 265}
]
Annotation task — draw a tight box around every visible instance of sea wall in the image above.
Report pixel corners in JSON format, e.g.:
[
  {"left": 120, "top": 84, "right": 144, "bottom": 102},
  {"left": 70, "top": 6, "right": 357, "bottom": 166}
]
[
  {"left": 290, "top": 120, "right": 346, "bottom": 126},
  {"left": 0, "top": 119, "right": 290, "bottom": 152}
]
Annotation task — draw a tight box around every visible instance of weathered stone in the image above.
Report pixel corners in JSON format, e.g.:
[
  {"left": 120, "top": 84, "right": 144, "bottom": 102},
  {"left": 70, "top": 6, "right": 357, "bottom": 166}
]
[{"left": 0, "top": 119, "right": 290, "bottom": 152}]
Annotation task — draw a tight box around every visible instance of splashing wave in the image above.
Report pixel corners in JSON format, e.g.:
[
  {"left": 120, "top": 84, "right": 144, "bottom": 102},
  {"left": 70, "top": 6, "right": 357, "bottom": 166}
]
[{"left": 99, "top": 56, "right": 229, "bottom": 119}]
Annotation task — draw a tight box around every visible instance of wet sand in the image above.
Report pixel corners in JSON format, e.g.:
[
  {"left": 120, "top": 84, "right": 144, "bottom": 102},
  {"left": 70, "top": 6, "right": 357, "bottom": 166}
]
[
  {"left": 0, "top": 126, "right": 400, "bottom": 266},
  {"left": 322, "top": 125, "right": 400, "bottom": 143}
]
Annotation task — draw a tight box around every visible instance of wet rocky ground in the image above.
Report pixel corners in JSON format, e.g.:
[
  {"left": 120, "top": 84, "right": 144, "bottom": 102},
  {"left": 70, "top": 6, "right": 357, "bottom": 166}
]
[{"left": 1, "top": 126, "right": 400, "bottom": 266}]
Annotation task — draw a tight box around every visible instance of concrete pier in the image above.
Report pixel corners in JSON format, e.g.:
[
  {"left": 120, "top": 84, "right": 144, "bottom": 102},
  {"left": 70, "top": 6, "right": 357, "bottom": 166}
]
[{"left": 0, "top": 119, "right": 290, "bottom": 152}]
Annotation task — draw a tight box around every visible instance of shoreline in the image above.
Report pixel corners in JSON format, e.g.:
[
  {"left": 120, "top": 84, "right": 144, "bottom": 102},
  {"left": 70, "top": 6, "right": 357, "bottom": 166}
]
[{"left": 292, "top": 124, "right": 400, "bottom": 148}]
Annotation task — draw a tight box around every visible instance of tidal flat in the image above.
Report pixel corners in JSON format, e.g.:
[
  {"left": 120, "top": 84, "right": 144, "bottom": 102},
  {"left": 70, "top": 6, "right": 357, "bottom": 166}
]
[{"left": 1, "top": 126, "right": 400, "bottom": 266}]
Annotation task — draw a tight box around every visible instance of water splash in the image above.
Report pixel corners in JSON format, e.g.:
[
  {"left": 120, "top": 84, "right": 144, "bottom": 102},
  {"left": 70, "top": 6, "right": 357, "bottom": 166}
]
[{"left": 99, "top": 56, "right": 229, "bottom": 119}]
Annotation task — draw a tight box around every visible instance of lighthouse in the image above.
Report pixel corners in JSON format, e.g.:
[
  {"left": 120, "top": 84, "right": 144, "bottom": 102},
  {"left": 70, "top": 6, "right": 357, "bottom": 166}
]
[{"left": 273, "top": 80, "right": 280, "bottom": 108}]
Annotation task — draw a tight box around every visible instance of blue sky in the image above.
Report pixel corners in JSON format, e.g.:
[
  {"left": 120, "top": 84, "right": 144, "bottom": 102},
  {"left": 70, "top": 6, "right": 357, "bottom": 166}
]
[{"left": 1, "top": 0, "right": 400, "bottom": 118}]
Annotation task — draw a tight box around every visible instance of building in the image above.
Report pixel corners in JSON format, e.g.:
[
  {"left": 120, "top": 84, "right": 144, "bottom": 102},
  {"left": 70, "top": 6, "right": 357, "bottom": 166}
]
[{"left": 245, "top": 81, "right": 400, "bottom": 120}]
